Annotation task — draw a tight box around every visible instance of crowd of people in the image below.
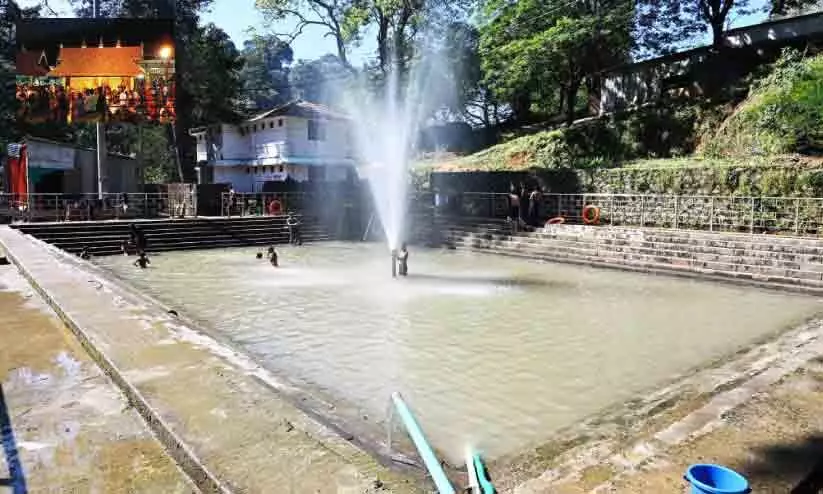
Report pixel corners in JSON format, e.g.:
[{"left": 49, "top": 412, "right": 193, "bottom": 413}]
[{"left": 16, "top": 78, "right": 176, "bottom": 124}]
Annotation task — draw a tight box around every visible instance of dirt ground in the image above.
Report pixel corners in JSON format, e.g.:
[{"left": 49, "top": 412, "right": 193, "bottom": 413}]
[{"left": 0, "top": 262, "right": 193, "bottom": 494}]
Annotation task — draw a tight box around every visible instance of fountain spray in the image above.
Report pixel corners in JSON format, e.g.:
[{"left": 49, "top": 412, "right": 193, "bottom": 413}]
[{"left": 339, "top": 51, "right": 442, "bottom": 277}]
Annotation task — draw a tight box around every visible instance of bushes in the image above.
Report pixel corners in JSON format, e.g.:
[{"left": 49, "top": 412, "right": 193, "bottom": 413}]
[
  {"left": 586, "top": 157, "right": 823, "bottom": 197},
  {"left": 703, "top": 49, "right": 823, "bottom": 157}
]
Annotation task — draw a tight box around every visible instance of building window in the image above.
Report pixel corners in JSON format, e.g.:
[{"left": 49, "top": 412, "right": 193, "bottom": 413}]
[
  {"left": 253, "top": 124, "right": 257, "bottom": 132},
  {"left": 269, "top": 121, "right": 274, "bottom": 129},
  {"left": 307, "top": 119, "right": 326, "bottom": 141},
  {"left": 246, "top": 167, "right": 251, "bottom": 174},
  {"left": 278, "top": 165, "right": 284, "bottom": 173},
  {"left": 278, "top": 119, "right": 283, "bottom": 127}
]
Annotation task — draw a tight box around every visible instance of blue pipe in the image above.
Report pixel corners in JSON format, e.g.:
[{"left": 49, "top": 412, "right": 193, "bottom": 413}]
[{"left": 390, "top": 392, "right": 456, "bottom": 494}]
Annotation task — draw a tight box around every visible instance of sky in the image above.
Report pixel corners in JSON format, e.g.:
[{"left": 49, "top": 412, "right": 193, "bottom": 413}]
[{"left": 18, "top": 0, "right": 770, "bottom": 64}]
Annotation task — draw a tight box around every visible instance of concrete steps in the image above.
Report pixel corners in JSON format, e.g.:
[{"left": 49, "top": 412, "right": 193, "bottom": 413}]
[
  {"left": 424, "top": 218, "right": 823, "bottom": 291},
  {"left": 12, "top": 216, "right": 329, "bottom": 256}
]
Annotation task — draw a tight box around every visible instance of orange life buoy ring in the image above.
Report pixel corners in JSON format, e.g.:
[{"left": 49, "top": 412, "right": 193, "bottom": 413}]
[
  {"left": 546, "top": 216, "right": 565, "bottom": 226},
  {"left": 268, "top": 199, "right": 283, "bottom": 215},
  {"left": 582, "top": 205, "right": 600, "bottom": 225}
]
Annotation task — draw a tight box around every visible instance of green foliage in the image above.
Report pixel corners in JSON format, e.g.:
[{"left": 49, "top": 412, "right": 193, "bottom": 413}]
[
  {"left": 238, "top": 32, "right": 293, "bottom": 111},
  {"left": 704, "top": 50, "right": 823, "bottom": 158},
  {"left": 479, "top": 0, "right": 633, "bottom": 124},
  {"left": 587, "top": 157, "right": 823, "bottom": 197}
]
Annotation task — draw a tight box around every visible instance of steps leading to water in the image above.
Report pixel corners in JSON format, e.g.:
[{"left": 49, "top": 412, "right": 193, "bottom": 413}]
[
  {"left": 12, "top": 216, "right": 329, "bottom": 256},
  {"left": 417, "top": 215, "right": 823, "bottom": 292}
]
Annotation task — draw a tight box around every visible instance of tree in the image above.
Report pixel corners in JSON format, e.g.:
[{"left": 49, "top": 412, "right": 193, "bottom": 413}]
[
  {"left": 1, "top": 1, "right": 40, "bottom": 154},
  {"left": 480, "top": 0, "right": 632, "bottom": 125},
  {"left": 238, "top": 33, "right": 294, "bottom": 111},
  {"left": 437, "top": 21, "right": 503, "bottom": 129},
  {"left": 254, "top": 0, "right": 368, "bottom": 65},
  {"left": 288, "top": 54, "right": 353, "bottom": 104}
]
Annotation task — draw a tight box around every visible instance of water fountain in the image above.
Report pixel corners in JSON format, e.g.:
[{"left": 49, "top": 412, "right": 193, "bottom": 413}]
[{"left": 340, "top": 58, "right": 437, "bottom": 277}]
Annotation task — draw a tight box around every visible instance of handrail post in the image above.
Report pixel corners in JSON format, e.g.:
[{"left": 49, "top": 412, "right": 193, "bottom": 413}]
[
  {"left": 673, "top": 195, "right": 679, "bottom": 229},
  {"left": 640, "top": 195, "right": 645, "bottom": 227},
  {"left": 709, "top": 197, "right": 714, "bottom": 232},
  {"left": 750, "top": 197, "right": 755, "bottom": 234},
  {"left": 795, "top": 198, "right": 800, "bottom": 235}
]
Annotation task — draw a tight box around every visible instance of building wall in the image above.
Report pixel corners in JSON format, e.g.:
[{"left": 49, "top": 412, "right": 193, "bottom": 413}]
[
  {"left": 284, "top": 117, "right": 350, "bottom": 159},
  {"left": 220, "top": 124, "right": 250, "bottom": 160},
  {"left": 75, "top": 147, "right": 142, "bottom": 193},
  {"left": 214, "top": 164, "right": 311, "bottom": 193}
]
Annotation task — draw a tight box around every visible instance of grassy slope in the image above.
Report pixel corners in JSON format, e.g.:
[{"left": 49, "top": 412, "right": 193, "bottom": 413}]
[{"left": 419, "top": 52, "right": 823, "bottom": 175}]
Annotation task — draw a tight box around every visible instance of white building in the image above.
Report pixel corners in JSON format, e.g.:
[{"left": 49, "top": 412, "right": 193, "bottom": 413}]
[{"left": 189, "top": 100, "right": 357, "bottom": 193}]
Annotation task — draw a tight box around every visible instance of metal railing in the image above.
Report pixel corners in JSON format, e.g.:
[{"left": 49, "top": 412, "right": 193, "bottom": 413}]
[
  {"left": 422, "top": 192, "right": 823, "bottom": 237},
  {"left": 219, "top": 191, "right": 351, "bottom": 217},
  {"left": 0, "top": 192, "right": 196, "bottom": 222}
]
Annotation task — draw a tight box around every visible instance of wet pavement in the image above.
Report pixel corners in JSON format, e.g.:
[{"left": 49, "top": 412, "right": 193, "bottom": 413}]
[{"left": 0, "top": 259, "right": 193, "bottom": 493}]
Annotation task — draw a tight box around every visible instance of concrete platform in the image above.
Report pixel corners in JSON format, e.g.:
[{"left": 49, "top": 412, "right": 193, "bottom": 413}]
[
  {"left": 0, "top": 227, "right": 425, "bottom": 493},
  {"left": 0, "top": 261, "right": 193, "bottom": 493}
]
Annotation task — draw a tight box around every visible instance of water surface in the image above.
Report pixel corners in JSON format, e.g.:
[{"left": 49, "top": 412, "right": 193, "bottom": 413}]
[{"left": 97, "top": 243, "right": 822, "bottom": 461}]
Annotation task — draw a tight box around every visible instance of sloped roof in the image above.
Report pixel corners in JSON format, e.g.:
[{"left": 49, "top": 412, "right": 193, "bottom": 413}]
[
  {"left": 246, "top": 100, "right": 350, "bottom": 122},
  {"left": 15, "top": 50, "right": 50, "bottom": 77},
  {"left": 49, "top": 46, "right": 143, "bottom": 77}
]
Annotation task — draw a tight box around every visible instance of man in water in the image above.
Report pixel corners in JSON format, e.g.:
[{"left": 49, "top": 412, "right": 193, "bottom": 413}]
[
  {"left": 397, "top": 242, "right": 409, "bottom": 276},
  {"left": 256, "top": 252, "right": 263, "bottom": 259},
  {"left": 268, "top": 247, "right": 279, "bottom": 267},
  {"left": 79, "top": 247, "right": 91, "bottom": 260},
  {"left": 133, "top": 252, "right": 150, "bottom": 269},
  {"left": 286, "top": 213, "right": 302, "bottom": 246}
]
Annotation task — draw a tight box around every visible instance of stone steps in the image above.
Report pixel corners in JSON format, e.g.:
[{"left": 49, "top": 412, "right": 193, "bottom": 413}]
[
  {"left": 451, "top": 239, "right": 823, "bottom": 294},
  {"left": 426, "top": 220, "right": 823, "bottom": 290},
  {"left": 12, "top": 216, "right": 329, "bottom": 256},
  {"left": 447, "top": 229, "right": 823, "bottom": 274}
]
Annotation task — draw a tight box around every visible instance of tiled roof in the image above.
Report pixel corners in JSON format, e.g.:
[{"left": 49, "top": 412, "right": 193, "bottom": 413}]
[
  {"left": 49, "top": 46, "right": 143, "bottom": 77},
  {"left": 15, "top": 50, "right": 49, "bottom": 76},
  {"left": 247, "top": 100, "right": 350, "bottom": 122}
]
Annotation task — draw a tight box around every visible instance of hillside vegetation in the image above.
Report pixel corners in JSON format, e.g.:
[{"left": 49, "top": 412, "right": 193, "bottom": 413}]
[{"left": 427, "top": 50, "right": 823, "bottom": 179}]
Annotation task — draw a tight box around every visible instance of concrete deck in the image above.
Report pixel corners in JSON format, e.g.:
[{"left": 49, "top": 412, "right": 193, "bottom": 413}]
[
  {"left": 0, "top": 260, "right": 193, "bottom": 493},
  {"left": 0, "top": 227, "right": 425, "bottom": 494}
]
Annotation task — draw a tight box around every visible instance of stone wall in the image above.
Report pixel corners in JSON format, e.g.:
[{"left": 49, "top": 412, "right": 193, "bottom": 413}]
[{"left": 583, "top": 161, "right": 823, "bottom": 197}]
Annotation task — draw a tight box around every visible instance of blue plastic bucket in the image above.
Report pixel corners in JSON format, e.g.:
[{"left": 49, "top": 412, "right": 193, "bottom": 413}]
[{"left": 685, "top": 464, "right": 750, "bottom": 494}]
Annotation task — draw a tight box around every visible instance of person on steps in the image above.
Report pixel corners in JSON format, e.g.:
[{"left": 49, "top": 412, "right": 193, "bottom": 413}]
[{"left": 79, "top": 247, "right": 91, "bottom": 260}]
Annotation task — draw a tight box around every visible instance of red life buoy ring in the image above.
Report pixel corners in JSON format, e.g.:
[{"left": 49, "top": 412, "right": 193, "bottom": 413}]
[
  {"left": 545, "top": 216, "right": 565, "bottom": 226},
  {"left": 582, "top": 205, "right": 600, "bottom": 225},
  {"left": 268, "top": 199, "right": 283, "bottom": 215}
]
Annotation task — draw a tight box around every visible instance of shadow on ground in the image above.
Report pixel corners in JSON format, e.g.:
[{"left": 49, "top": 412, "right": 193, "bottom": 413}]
[
  {"left": 743, "top": 435, "right": 823, "bottom": 493},
  {"left": 0, "top": 384, "right": 28, "bottom": 494}
]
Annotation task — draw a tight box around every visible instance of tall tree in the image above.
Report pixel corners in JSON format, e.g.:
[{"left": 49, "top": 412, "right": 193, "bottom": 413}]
[
  {"left": 1, "top": 0, "right": 40, "bottom": 153},
  {"left": 480, "top": 0, "right": 632, "bottom": 125},
  {"left": 254, "top": 0, "right": 368, "bottom": 65},
  {"left": 288, "top": 54, "right": 353, "bottom": 104},
  {"left": 437, "top": 21, "right": 503, "bottom": 129},
  {"left": 238, "top": 33, "right": 294, "bottom": 111}
]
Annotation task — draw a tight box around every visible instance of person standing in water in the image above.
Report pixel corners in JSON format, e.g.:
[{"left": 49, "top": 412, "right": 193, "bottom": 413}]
[
  {"left": 269, "top": 248, "right": 279, "bottom": 267},
  {"left": 397, "top": 242, "right": 409, "bottom": 276},
  {"left": 133, "top": 252, "right": 150, "bottom": 269},
  {"left": 286, "top": 213, "right": 302, "bottom": 246}
]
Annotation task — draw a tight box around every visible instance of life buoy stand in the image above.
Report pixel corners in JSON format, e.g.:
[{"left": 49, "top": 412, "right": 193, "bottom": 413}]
[
  {"left": 582, "top": 205, "right": 600, "bottom": 225},
  {"left": 268, "top": 199, "right": 283, "bottom": 215},
  {"left": 545, "top": 216, "right": 565, "bottom": 226}
]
